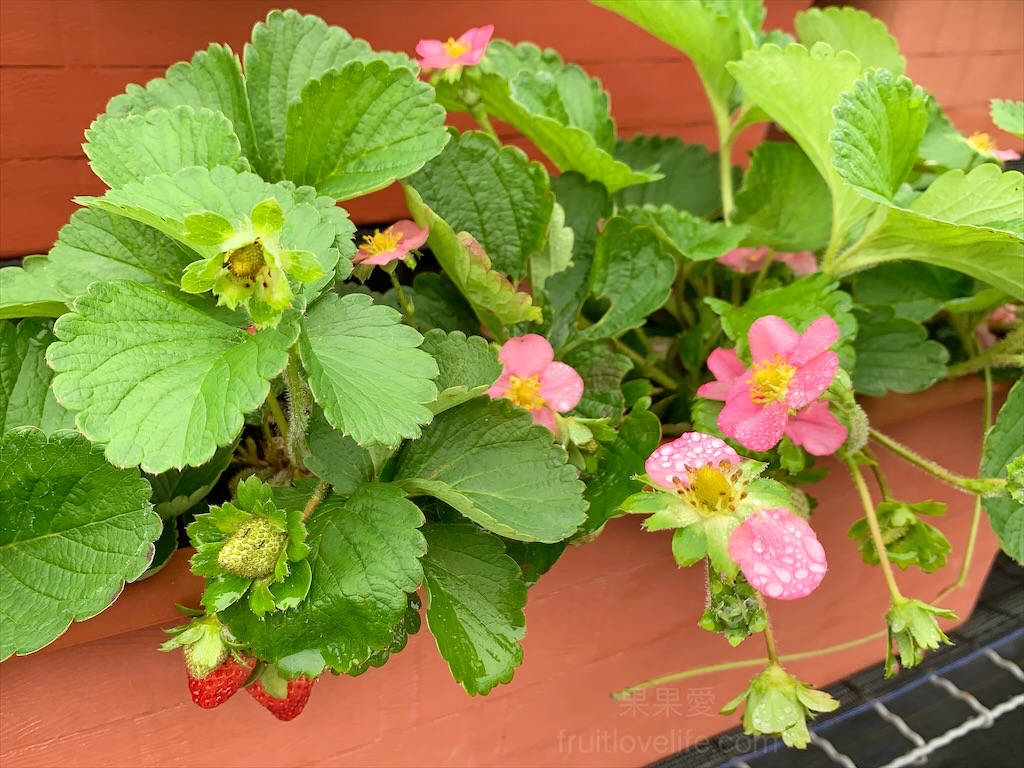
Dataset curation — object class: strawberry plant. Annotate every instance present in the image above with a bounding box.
[1,2,1021,742]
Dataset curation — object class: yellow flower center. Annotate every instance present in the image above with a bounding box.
[508,375,545,411]
[688,465,732,512]
[967,132,996,153]
[360,226,404,255]
[225,240,266,280]
[443,36,471,58]
[747,354,796,405]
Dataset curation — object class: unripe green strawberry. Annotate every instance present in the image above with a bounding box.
[216,516,288,579]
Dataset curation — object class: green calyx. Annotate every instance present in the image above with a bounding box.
[217,517,290,579]
[187,476,311,615]
[885,597,957,676]
[160,613,240,679]
[721,663,839,749]
[849,499,951,573]
[699,567,767,646]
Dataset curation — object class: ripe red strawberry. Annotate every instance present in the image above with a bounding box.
[248,674,317,721]
[188,655,255,709]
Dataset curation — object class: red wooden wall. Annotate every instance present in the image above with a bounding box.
[1,0,1021,260]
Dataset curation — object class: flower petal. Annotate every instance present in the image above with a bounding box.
[708,347,746,385]
[459,24,494,64]
[415,39,447,58]
[391,220,429,252]
[532,406,557,433]
[696,380,736,400]
[486,370,512,400]
[729,507,827,600]
[717,247,767,273]
[748,315,800,362]
[789,315,839,366]
[785,402,848,456]
[777,250,818,275]
[719,389,788,453]
[353,247,401,266]
[785,350,838,409]
[645,432,740,490]
[499,334,554,378]
[539,361,584,413]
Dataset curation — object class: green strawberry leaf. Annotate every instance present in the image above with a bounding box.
[304,408,378,496]
[733,143,832,252]
[546,173,613,350]
[728,42,876,250]
[625,204,748,262]
[572,216,676,343]
[406,131,553,281]
[298,293,438,446]
[47,209,197,300]
[581,402,662,533]
[284,60,448,200]
[831,70,929,204]
[400,273,479,336]
[105,43,259,168]
[0,257,67,320]
[991,99,1024,138]
[852,263,973,322]
[831,165,1024,300]
[593,0,763,108]
[222,483,425,677]
[145,443,236,520]
[561,342,633,420]
[982,378,1024,563]
[850,306,949,396]
[85,106,247,189]
[404,185,542,337]
[0,429,160,660]
[394,397,587,543]
[48,280,298,473]
[437,41,656,192]
[795,6,905,75]
[244,9,414,182]
[614,135,730,217]
[420,330,502,416]
[0,319,75,434]
[421,523,527,695]
[531,202,575,299]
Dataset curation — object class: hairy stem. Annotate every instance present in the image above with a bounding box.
[868,427,1006,496]
[284,351,311,467]
[611,630,887,699]
[301,480,330,523]
[863,448,893,500]
[756,592,780,665]
[846,456,904,603]
[266,391,289,447]
[389,270,415,325]
[947,326,1024,377]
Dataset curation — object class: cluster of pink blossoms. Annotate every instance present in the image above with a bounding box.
[717,247,817,276]
[647,433,828,600]
[699,315,847,456]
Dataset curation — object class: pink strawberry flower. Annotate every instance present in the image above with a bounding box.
[967,132,1021,162]
[976,303,1019,347]
[704,315,847,455]
[729,507,828,600]
[416,25,494,71]
[487,334,583,432]
[353,221,428,266]
[646,432,740,492]
[717,247,818,276]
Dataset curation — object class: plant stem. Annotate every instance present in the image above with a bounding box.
[712,102,735,221]
[613,338,681,390]
[868,427,1006,496]
[284,351,311,467]
[749,250,775,295]
[947,326,1024,377]
[756,593,780,665]
[388,270,415,325]
[611,630,887,699]
[301,480,329,523]
[845,456,904,603]
[470,107,499,139]
[266,391,289,447]
[936,367,994,602]
[863,448,893,500]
